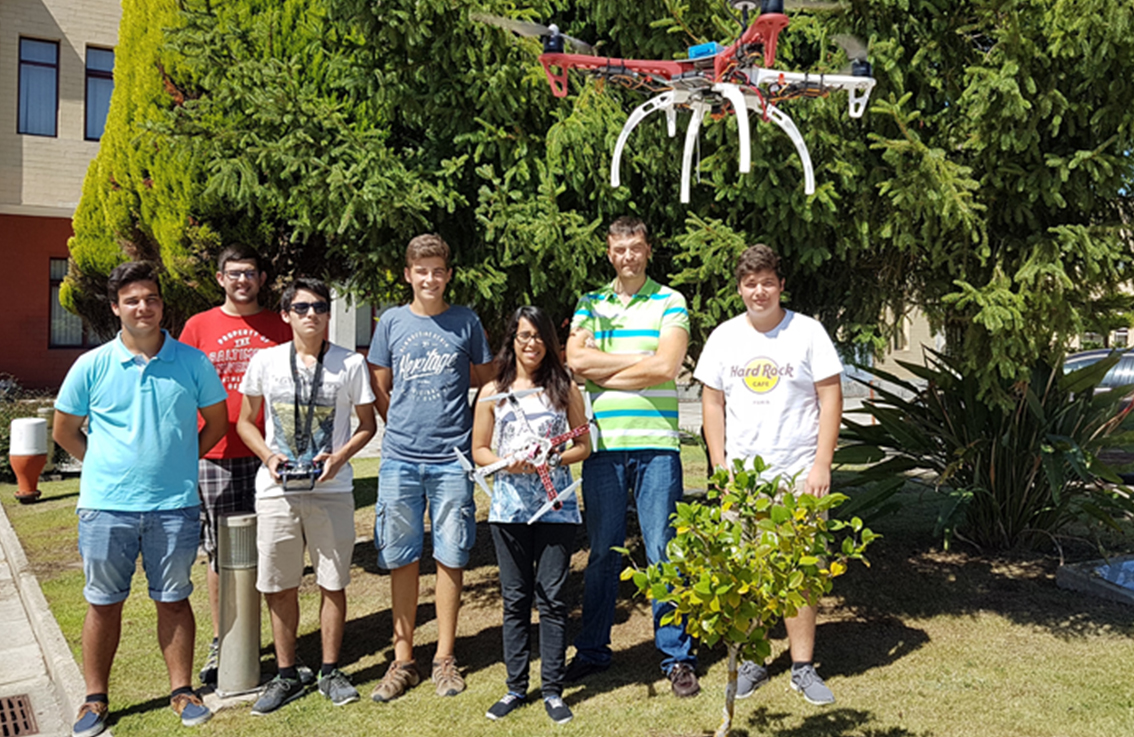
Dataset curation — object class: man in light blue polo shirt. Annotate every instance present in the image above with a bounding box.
[53,261,228,737]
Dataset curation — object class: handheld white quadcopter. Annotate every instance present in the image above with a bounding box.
[473,0,876,203]
[454,388,590,525]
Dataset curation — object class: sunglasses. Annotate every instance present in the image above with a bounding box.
[289,302,330,316]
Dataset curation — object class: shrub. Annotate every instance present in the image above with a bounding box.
[839,350,1134,550]
[620,458,875,737]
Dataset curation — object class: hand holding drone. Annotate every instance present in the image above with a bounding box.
[455,388,590,525]
[473,0,875,202]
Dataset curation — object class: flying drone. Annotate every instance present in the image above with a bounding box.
[454,388,590,525]
[472,0,876,202]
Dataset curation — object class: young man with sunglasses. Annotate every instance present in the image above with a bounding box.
[237,277,377,714]
[179,245,291,686]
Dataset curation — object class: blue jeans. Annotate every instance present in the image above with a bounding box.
[375,459,476,570]
[573,450,695,672]
[77,506,200,605]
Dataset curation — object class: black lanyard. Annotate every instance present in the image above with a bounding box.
[290,340,327,459]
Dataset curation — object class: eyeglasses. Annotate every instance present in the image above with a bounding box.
[515,331,544,345]
[289,302,330,316]
[223,269,259,280]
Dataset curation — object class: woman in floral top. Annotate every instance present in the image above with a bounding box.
[472,306,590,724]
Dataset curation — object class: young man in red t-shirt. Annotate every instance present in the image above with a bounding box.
[180,245,292,686]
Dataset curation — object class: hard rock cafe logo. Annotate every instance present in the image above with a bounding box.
[731,358,793,394]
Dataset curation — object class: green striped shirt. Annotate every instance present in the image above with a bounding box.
[570,277,689,451]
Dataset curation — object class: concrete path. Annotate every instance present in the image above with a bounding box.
[0,500,85,737]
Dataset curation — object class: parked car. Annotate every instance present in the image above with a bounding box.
[1063,349,1134,401]
[1063,349,1134,482]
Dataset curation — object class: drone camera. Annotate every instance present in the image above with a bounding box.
[851,58,873,78]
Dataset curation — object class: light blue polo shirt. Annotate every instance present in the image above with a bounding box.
[55,330,228,511]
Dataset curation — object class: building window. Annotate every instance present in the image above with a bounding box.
[18,38,59,137]
[85,48,114,141]
[49,259,84,347]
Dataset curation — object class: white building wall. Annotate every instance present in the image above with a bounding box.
[0,0,121,217]
[875,307,942,382]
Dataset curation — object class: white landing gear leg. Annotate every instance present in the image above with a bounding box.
[745,96,815,195]
[611,90,687,188]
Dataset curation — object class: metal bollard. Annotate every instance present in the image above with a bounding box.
[216,513,260,696]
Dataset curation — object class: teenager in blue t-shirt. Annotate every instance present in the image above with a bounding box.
[366,234,494,703]
[53,261,228,737]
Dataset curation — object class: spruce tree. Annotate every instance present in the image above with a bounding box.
[67,0,1134,395]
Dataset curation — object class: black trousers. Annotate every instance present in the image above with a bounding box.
[490,522,578,696]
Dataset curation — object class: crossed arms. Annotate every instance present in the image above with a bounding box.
[565,326,688,390]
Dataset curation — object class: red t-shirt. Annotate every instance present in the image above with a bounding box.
[179,306,292,459]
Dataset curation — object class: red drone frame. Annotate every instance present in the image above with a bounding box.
[475,2,875,202]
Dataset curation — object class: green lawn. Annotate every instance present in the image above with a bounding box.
[5,457,1134,737]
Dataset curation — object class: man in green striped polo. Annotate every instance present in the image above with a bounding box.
[563,217,699,697]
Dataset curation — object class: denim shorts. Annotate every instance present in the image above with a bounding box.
[375,459,476,570]
[77,506,200,605]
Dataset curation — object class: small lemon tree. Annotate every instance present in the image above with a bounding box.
[620,457,876,737]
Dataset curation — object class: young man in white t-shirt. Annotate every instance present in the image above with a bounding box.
[237,277,377,714]
[694,244,843,706]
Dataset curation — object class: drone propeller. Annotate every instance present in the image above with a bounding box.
[527,478,583,525]
[453,448,493,496]
[731,0,842,14]
[833,34,872,77]
[470,12,594,54]
[782,0,845,10]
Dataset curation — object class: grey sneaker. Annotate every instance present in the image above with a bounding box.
[432,656,466,697]
[736,660,769,699]
[371,661,420,703]
[251,675,306,715]
[790,664,835,705]
[317,669,360,706]
[198,639,219,686]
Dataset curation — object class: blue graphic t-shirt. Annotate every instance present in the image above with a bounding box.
[368,304,493,463]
